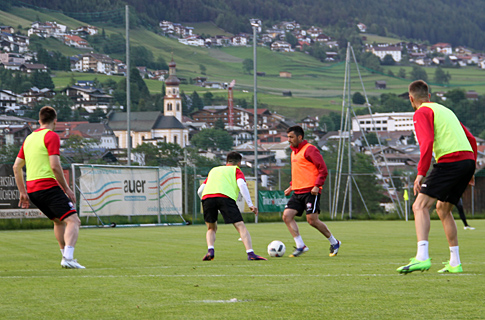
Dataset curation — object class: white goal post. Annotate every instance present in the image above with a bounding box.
[72,164,186,227]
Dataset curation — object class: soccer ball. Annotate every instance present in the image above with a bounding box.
[267,240,286,257]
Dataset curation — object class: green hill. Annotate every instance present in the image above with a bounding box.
[2,6,485,120]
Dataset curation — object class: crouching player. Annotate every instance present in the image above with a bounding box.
[197,151,266,261]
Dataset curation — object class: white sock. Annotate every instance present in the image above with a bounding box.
[246,249,254,254]
[416,241,429,261]
[64,246,75,260]
[328,235,338,246]
[294,235,305,248]
[60,248,64,257]
[449,246,460,267]
[208,246,214,250]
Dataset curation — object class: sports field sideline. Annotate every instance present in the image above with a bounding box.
[1,220,484,319]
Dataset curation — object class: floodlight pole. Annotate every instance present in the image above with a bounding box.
[251,19,260,222]
[126,5,131,165]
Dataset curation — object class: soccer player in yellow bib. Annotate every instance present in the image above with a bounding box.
[397,80,477,274]
[13,106,84,269]
[197,152,266,261]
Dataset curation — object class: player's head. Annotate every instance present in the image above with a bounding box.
[39,106,57,125]
[287,125,304,148]
[408,80,430,111]
[226,151,242,165]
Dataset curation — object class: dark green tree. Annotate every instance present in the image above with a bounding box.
[381,54,396,66]
[214,118,225,130]
[242,58,253,74]
[285,32,298,47]
[132,142,183,167]
[203,91,214,105]
[62,135,99,164]
[31,71,54,89]
[397,68,406,79]
[434,67,451,84]
[191,128,233,151]
[191,91,204,110]
[352,92,366,105]
[410,66,428,81]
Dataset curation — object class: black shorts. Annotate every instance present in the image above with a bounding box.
[285,192,321,216]
[420,159,475,206]
[202,197,243,224]
[28,186,77,221]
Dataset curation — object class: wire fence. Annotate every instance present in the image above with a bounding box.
[1,162,484,229]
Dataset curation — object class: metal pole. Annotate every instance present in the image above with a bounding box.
[157,168,161,224]
[328,169,332,216]
[347,44,352,219]
[253,24,258,223]
[125,5,131,165]
[184,149,188,216]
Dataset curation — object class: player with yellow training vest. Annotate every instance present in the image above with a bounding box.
[283,125,341,258]
[397,80,477,275]
[13,106,84,269]
[197,151,266,261]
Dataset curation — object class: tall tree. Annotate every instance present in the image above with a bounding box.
[191,128,233,151]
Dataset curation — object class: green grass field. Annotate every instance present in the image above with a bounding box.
[1,220,484,319]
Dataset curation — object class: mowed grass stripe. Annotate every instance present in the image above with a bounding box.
[0,220,484,319]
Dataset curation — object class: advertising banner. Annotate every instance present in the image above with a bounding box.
[79,166,182,217]
[258,190,290,212]
[0,164,43,219]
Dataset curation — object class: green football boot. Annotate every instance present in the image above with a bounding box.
[397,257,432,274]
[438,261,463,273]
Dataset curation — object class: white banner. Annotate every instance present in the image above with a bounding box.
[79,166,182,217]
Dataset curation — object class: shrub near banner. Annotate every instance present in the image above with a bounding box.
[0,164,44,219]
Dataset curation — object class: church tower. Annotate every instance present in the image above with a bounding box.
[163,59,182,121]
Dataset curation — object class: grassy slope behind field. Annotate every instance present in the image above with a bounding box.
[0,220,484,319]
[3,7,485,117]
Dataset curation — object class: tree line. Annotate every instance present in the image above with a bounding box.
[9,0,485,51]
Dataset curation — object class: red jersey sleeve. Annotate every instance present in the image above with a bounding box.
[461,123,477,162]
[44,131,60,156]
[304,145,328,187]
[414,107,435,176]
[235,168,246,181]
[17,144,25,159]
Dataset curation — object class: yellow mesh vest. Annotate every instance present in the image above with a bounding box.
[421,103,473,161]
[201,166,239,201]
[23,129,56,182]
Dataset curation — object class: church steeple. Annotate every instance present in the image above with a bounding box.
[163,58,182,121]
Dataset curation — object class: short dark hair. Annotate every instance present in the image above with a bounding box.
[409,80,429,101]
[226,151,242,164]
[287,125,304,139]
[39,106,57,124]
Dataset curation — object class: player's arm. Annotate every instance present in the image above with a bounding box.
[461,123,477,162]
[237,178,258,215]
[461,123,477,186]
[414,108,434,177]
[305,145,328,195]
[197,184,205,198]
[49,155,76,203]
[12,157,30,209]
[197,177,208,198]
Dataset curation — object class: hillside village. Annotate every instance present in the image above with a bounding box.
[2,18,485,195]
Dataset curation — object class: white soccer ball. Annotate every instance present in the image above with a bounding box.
[267,240,286,257]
